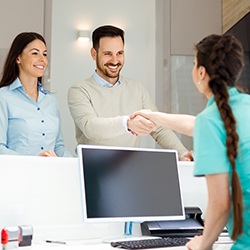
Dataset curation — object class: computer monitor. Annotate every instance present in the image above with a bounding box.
[77,145,185,225]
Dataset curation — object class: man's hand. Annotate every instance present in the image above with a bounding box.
[180,150,194,161]
[127,115,156,136]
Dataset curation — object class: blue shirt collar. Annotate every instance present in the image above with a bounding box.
[9,77,22,91]
[93,71,121,87]
[9,77,48,95]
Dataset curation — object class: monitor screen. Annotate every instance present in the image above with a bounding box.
[77,145,185,223]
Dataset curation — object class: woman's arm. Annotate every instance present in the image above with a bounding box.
[186,173,231,249]
[131,110,195,136]
[0,98,19,155]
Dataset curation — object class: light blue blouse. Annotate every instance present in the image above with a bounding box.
[0,78,71,157]
[193,87,250,249]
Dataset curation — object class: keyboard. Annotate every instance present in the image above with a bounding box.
[110,237,190,249]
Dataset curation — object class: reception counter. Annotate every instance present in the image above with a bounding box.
[0,155,231,249]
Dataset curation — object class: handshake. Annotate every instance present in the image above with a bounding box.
[127,109,195,162]
[127,109,157,136]
[128,109,195,137]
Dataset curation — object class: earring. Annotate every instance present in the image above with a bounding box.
[198,80,202,85]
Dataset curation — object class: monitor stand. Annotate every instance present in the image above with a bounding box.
[102,222,160,243]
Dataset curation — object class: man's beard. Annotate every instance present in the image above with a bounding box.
[97,61,122,79]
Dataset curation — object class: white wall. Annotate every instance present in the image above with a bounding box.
[0,0,44,47]
[170,0,222,55]
[49,0,156,155]
[0,0,44,75]
[154,0,221,151]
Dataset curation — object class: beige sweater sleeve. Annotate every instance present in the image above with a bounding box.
[67,80,126,141]
[150,127,188,158]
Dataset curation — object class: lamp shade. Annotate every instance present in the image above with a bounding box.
[77,30,90,41]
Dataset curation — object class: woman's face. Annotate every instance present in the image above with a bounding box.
[17,39,48,79]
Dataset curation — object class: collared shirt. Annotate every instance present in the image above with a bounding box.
[93,70,121,87]
[0,78,71,157]
[93,71,130,132]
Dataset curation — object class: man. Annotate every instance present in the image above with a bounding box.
[68,25,193,160]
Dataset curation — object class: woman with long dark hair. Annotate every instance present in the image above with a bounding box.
[132,33,250,249]
[0,32,71,157]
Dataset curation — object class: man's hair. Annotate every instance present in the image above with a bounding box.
[92,25,124,50]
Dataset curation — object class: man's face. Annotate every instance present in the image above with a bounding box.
[91,36,124,84]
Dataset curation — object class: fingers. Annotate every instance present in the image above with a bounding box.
[130,109,152,120]
[39,149,57,157]
[185,235,202,250]
[180,156,191,161]
[180,151,194,161]
[128,115,156,136]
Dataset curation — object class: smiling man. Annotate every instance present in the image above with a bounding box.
[67,25,193,161]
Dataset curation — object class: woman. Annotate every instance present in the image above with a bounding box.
[0,32,71,157]
[132,33,250,249]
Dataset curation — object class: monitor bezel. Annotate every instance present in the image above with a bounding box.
[77,145,185,223]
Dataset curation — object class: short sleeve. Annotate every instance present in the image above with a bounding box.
[193,113,230,176]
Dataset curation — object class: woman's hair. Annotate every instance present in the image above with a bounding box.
[0,32,46,88]
[92,25,124,51]
[195,34,244,240]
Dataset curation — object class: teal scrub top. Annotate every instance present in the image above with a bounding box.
[193,87,250,250]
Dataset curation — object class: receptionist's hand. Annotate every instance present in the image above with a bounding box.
[180,150,194,161]
[186,235,202,250]
[39,149,57,157]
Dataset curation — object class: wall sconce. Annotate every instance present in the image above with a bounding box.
[77,30,90,42]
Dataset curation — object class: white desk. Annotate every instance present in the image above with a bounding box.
[17,237,233,250]
[0,156,231,249]
[15,239,234,250]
